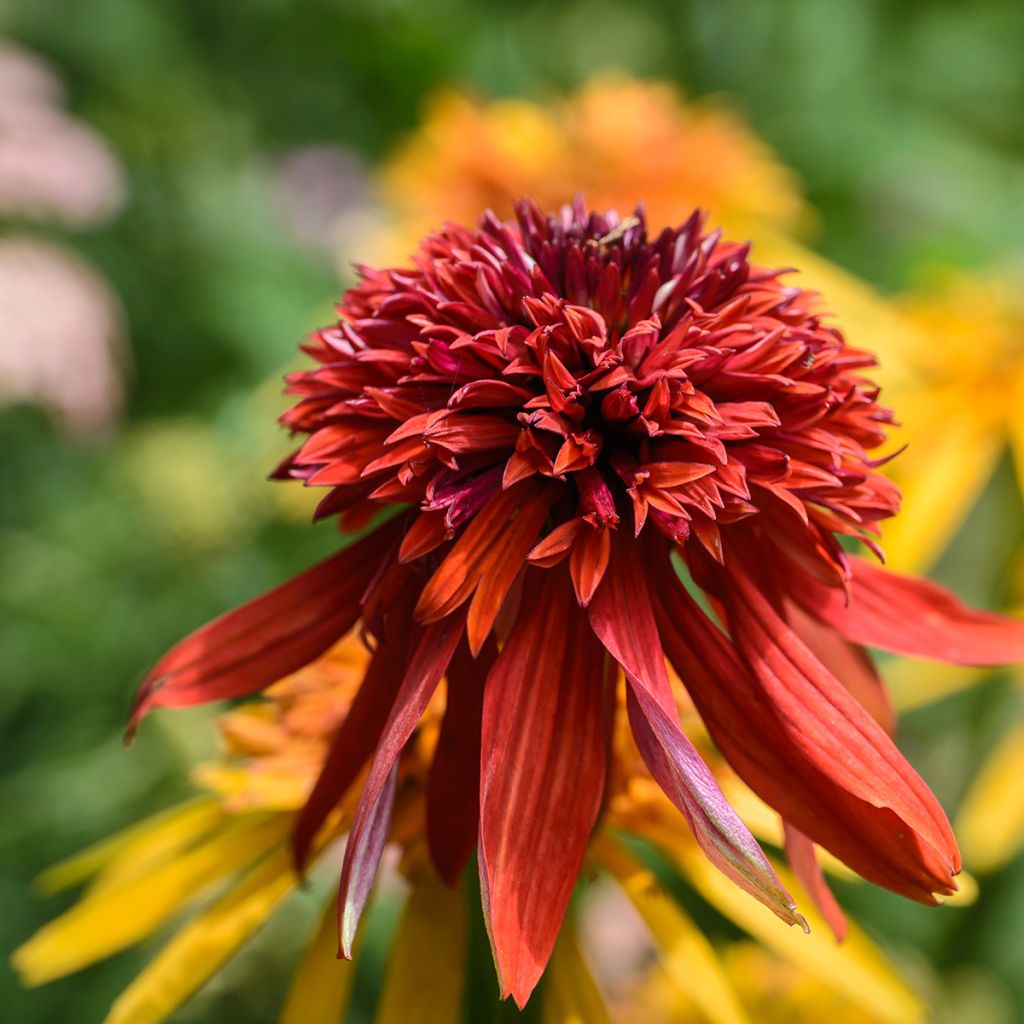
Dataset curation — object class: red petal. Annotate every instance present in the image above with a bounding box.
[479,571,609,1007]
[337,763,398,955]
[785,599,895,733]
[783,821,847,942]
[653,558,961,903]
[811,557,1024,665]
[588,531,802,927]
[465,490,555,656]
[128,519,401,733]
[427,637,496,885]
[569,526,611,607]
[526,519,579,567]
[337,613,464,954]
[291,610,413,873]
[415,479,549,625]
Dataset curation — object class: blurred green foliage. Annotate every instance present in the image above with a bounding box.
[1,0,1023,1021]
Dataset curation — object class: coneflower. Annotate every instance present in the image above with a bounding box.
[129,199,1024,1006]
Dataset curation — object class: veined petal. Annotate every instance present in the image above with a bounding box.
[37,798,224,895]
[624,689,802,928]
[588,532,802,927]
[782,821,847,942]
[292,617,413,873]
[375,873,467,1024]
[785,599,894,733]
[655,557,960,902]
[809,556,1024,665]
[720,566,961,896]
[466,487,555,654]
[13,814,290,985]
[415,479,545,624]
[102,850,294,1024]
[479,571,609,1008]
[280,895,360,1024]
[427,638,495,885]
[339,765,398,958]
[128,518,401,731]
[337,614,464,955]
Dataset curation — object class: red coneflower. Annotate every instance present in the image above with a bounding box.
[130,199,1024,1007]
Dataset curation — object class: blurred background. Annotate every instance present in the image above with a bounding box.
[2,0,1023,1021]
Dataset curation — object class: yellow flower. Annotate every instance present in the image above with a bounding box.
[869,270,1024,574]
[14,635,927,1024]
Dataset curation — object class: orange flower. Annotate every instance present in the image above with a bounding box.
[375,75,809,249]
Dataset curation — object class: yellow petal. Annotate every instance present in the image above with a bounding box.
[880,407,1005,575]
[956,718,1024,873]
[37,798,224,894]
[541,916,611,1024]
[882,659,989,714]
[595,837,752,1024]
[13,812,290,984]
[669,840,924,1024]
[280,895,359,1024]
[105,849,295,1024]
[374,873,466,1024]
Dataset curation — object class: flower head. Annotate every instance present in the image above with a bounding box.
[128,200,1024,1006]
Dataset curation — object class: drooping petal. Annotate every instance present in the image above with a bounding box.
[103,851,294,1024]
[292,620,413,873]
[653,556,961,902]
[588,531,802,927]
[802,556,1024,665]
[13,815,290,984]
[281,896,360,1024]
[128,518,401,731]
[337,614,465,955]
[782,821,847,942]
[479,571,609,1008]
[35,798,225,895]
[375,873,467,1024]
[427,638,496,885]
[338,764,398,958]
[785,599,894,733]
